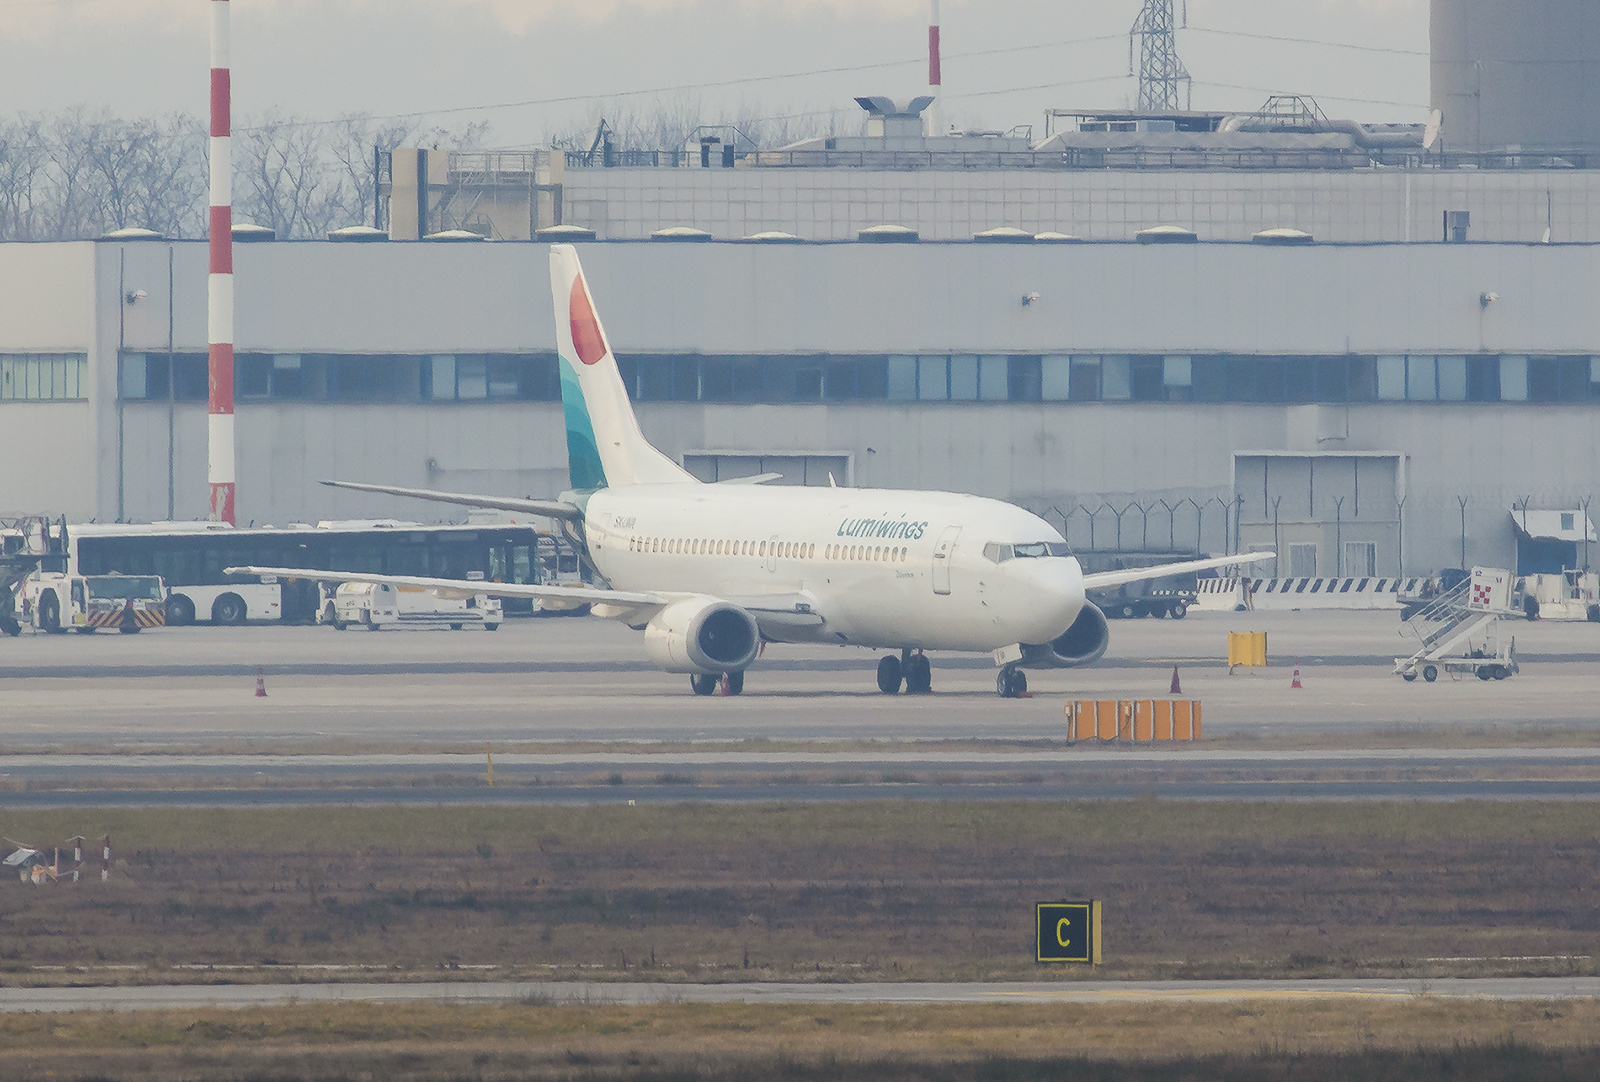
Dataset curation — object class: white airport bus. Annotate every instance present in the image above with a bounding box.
[60,521,555,625]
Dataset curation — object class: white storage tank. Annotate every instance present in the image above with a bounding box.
[1432,0,1600,152]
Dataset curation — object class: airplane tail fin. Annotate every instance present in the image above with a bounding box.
[550,244,695,489]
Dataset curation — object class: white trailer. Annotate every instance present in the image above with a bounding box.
[324,580,502,631]
[1394,566,1519,683]
[1519,571,1600,622]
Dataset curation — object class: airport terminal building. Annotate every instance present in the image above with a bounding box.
[3,230,1598,578]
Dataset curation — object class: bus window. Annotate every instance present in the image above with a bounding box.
[513,544,532,584]
[385,545,426,575]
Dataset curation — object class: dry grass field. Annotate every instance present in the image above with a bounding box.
[1,1000,1599,1081]
[0,802,1596,985]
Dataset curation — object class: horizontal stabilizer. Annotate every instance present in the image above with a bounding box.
[1081,552,1275,592]
[319,480,581,520]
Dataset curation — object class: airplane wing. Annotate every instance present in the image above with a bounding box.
[319,480,582,521]
[224,567,665,608]
[1081,552,1274,592]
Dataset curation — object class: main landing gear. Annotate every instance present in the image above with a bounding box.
[877,649,932,695]
[690,671,745,696]
[996,664,1028,699]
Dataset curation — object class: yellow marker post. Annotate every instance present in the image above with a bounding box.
[486,744,494,787]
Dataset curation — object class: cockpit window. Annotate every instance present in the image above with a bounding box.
[1012,542,1072,559]
[983,541,1071,563]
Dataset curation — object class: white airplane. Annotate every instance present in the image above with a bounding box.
[231,245,1270,698]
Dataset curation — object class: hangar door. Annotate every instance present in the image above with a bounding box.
[1234,453,1402,577]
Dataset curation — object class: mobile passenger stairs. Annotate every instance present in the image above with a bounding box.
[1394,566,1519,683]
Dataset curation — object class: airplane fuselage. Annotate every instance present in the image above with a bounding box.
[583,484,1086,652]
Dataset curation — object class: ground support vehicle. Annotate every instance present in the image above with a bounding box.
[20,572,167,634]
[1518,570,1600,622]
[1394,566,1518,683]
[323,580,502,631]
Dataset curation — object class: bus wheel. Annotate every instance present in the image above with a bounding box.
[211,594,247,626]
[483,622,500,632]
[38,591,64,634]
[165,595,195,627]
[450,623,464,631]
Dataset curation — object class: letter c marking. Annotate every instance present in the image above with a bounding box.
[1056,917,1071,947]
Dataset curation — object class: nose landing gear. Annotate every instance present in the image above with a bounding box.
[996,664,1028,699]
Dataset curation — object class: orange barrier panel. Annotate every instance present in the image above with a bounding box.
[1152,700,1173,740]
[1096,701,1118,740]
[1066,699,1201,742]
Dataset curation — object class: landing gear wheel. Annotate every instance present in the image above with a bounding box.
[1401,671,1418,682]
[690,673,718,696]
[0,616,19,637]
[996,665,1027,698]
[724,670,744,696]
[876,655,904,695]
[904,653,932,694]
[1422,664,1439,683]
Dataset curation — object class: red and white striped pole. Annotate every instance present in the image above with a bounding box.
[928,0,942,136]
[208,0,236,524]
[102,834,111,881]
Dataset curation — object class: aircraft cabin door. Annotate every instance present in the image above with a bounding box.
[931,525,961,595]
[766,535,779,573]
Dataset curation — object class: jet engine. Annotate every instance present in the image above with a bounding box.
[1020,602,1110,669]
[643,598,761,674]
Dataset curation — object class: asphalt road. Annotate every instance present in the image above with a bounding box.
[2,748,1598,806]
[5,611,1600,744]
[3,978,1596,1012]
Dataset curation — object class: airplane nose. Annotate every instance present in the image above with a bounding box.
[1020,559,1085,640]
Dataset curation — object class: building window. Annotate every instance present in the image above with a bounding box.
[917,356,947,401]
[1500,355,1528,401]
[1467,356,1500,401]
[1376,355,1406,401]
[1437,356,1467,401]
[1008,356,1043,402]
[1163,355,1193,402]
[119,353,210,401]
[1040,355,1071,401]
[1406,355,1437,401]
[1069,356,1102,401]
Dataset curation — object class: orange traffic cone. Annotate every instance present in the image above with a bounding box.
[1170,666,1182,695]
[1290,665,1303,690]
[255,667,267,698]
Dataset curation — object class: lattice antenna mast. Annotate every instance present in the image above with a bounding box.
[1129,0,1191,112]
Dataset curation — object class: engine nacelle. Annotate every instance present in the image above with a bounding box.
[643,598,761,675]
[1020,602,1110,669]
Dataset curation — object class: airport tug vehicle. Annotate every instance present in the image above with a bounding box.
[21,572,167,634]
[1394,566,1518,683]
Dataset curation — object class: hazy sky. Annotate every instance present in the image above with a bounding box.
[1,0,1431,145]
